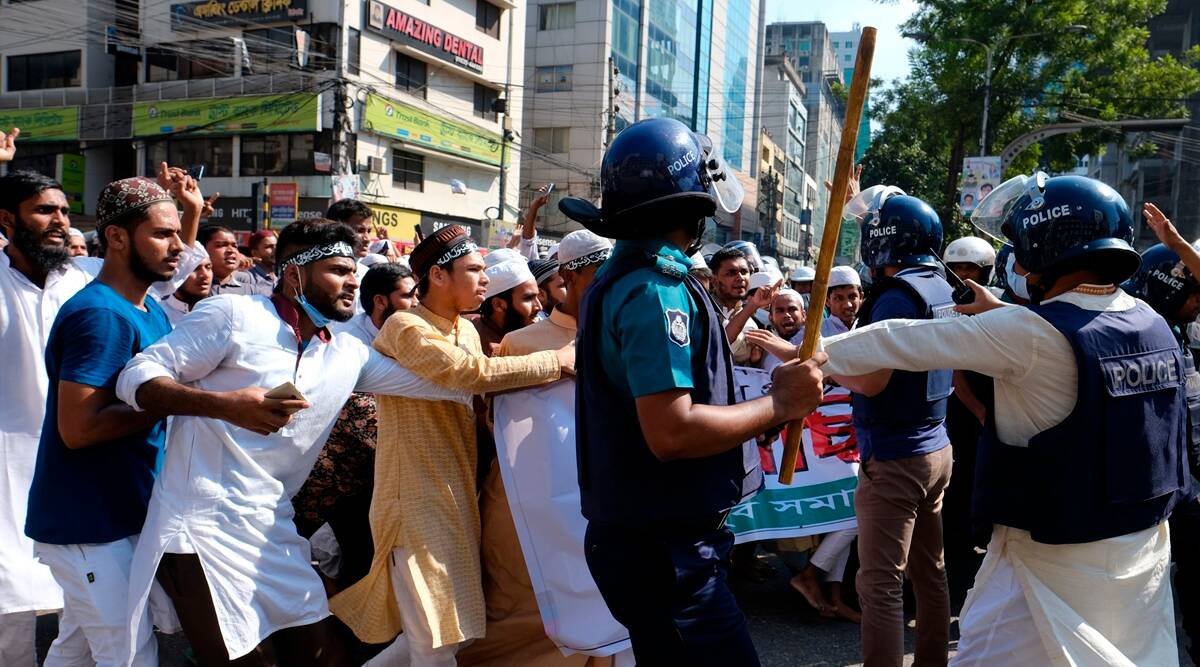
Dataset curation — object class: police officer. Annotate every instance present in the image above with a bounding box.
[836,189,956,666]
[943,236,996,286]
[561,117,826,666]
[1124,237,1200,664]
[816,173,1189,665]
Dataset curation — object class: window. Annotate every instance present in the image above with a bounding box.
[6,50,81,90]
[533,127,569,153]
[146,138,234,177]
[392,150,424,192]
[348,28,361,75]
[395,53,427,98]
[146,41,233,82]
[539,3,575,30]
[476,0,501,38]
[473,83,499,121]
[844,54,852,62]
[535,65,573,92]
[241,135,288,176]
[244,24,339,73]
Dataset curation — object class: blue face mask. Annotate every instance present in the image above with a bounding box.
[1006,252,1031,301]
[294,269,334,329]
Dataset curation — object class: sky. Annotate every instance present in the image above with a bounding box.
[766,0,921,85]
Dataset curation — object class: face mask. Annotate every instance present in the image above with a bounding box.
[294,267,334,329]
[1006,252,1031,301]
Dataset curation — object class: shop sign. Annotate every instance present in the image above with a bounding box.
[0,107,79,142]
[201,196,327,229]
[367,0,484,74]
[268,182,299,225]
[171,0,309,30]
[420,212,483,244]
[133,93,321,137]
[370,203,422,232]
[363,93,504,167]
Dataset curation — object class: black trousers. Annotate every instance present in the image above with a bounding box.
[1172,498,1200,664]
[584,520,760,667]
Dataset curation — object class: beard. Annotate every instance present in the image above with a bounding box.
[503,302,533,332]
[10,223,70,274]
[129,245,177,284]
[304,279,355,323]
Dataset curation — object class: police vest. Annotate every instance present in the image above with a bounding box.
[1181,338,1200,490]
[851,269,955,460]
[576,249,762,525]
[974,300,1188,544]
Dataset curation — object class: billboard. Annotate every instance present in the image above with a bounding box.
[960,156,1002,213]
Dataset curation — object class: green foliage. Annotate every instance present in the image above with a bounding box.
[859,0,1200,243]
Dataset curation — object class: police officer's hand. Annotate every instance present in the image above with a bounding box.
[555,342,576,376]
[953,279,1004,316]
[771,353,827,421]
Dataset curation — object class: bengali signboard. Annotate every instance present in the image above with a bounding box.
[171,0,308,30]
[363,93,504,167]
[267,182,299,225]
[0,107,79,142]
[133,94,321,137]
[367,0,484,74]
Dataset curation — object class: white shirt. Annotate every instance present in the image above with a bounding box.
[160,294,193,326]
[0,244,204,614]
[115,294,470,660]
[820,289,1134,446]
[332,310,380,347]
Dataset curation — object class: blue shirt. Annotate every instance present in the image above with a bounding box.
[596,239,705,398]
[26,281,172,545]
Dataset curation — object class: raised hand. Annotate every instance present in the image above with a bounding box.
[1143,202,1187,252]
[0,127,18,163]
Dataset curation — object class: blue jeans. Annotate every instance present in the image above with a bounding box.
[584,521,760,667]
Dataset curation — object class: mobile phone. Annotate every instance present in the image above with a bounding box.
[265,381,306,401]
[545,183,555,196]
[187,165,205,180]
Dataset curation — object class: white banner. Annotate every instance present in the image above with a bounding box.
[493,380,632,658]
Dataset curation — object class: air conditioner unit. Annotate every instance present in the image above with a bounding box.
[367,156,386,174]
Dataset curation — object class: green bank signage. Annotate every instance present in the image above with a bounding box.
[0,107,79,142]
[133,93,321,137]
[363,93,504,167]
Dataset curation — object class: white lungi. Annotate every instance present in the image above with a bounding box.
[952,524,1177,667]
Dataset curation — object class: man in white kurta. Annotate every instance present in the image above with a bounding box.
[116,237,470,663]
[818,287,1178,666]
[0,164,202,665]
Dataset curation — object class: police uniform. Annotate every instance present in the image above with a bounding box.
[576,238,761,667]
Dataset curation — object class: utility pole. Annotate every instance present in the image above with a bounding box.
[606,58,619,146]
[498,7,515,222]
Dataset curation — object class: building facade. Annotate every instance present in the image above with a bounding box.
[520,0,764,245]
[830,23,871,163]
[0,0,524,247]
[759,53,807,263]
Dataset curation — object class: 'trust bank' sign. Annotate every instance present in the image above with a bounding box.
[367,0,485,74]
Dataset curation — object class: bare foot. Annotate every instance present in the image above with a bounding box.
[831,602,862,624]
[789,568,832,614]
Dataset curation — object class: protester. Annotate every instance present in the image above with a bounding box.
[789,265,816,295]
[326,198,375,259]
[247,229,278,283]
[330,225,573,666]
[25,173,204,666]
[200,224,267,296]
[747,268,784,328]
[529,257,565,318]
[460,229,620,666]
[470,252,542,357]
[161,257,213,325]
[512,185,552,259]
[818,175,1186,666]
[114,219,471,665]
[760,289,804,375]
[689,251,713,291]
[65,227,88,257]
[561,117,826,665]
[711,246,771,364]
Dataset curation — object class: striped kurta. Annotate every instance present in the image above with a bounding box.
[330,304,560,647]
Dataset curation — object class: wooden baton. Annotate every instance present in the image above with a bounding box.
[778,27,877,486]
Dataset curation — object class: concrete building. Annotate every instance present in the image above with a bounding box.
[830,23,871,163]
[756,126,788,261]
[0,0,525,247]
[763,21,845,249]
[758,53,807,264]
[520,0,765,245]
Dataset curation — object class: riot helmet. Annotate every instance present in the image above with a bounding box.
[1123,243,1200,324]
[854,186,944,273]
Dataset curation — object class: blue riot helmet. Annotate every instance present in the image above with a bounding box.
[857,186,944,272]
[993,243,1014,291]
[558,118,743,240]
[722,240,763,272]
[1123,243,1200,324]
[971,172,1140,288]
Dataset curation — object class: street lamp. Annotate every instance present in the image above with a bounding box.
[905,25,1088,154]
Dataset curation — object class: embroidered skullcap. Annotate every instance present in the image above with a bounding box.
[829,265,862,288]
[96,177,173,228]
[558,230,613,271]
[409,225,475,280]
[484,258,535,299]
[528,258,560,285]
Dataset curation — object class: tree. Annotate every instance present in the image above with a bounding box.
[860,0,1200,242]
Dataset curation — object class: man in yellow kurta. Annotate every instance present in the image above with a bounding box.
[459,230,625,667]
[331,226,573,666]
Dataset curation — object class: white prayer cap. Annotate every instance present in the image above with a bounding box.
[829,265,862,288]
[484,258,535,299]
[558,229,613,271]
[690,252,709,270]
[359,253,389,268]
[546,243,560,260]
[748,268,784,292]
[484,248,522,268]
[790,266,816,283]
[67,227,84,239]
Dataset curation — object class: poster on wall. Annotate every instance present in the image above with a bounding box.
[959,156,1002,212]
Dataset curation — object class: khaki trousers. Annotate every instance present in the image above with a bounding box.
[855,446,953,667]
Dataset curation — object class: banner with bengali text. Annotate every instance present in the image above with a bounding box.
[362,93,505,167]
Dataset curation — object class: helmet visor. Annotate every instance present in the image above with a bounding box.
[970,173,1045,242]
[846,185,906,222]
[694,133,745,214]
